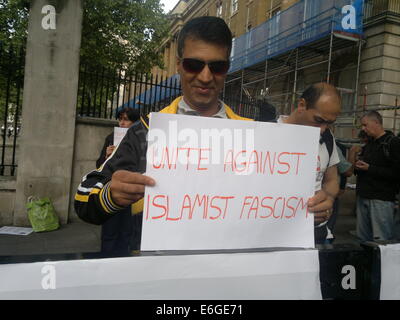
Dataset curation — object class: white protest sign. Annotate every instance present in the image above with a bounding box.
[379,243,400,299]
[0,250,322,299]
[113,127,128,146]
[142,113,320,250]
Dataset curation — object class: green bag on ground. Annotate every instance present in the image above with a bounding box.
[26,197,59,232]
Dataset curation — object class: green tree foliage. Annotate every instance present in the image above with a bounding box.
[0,1,26,124]
[81,0,169,73]
[78,0,170,117]
[0,0,29,47]
[0,0,169,71]
[0,0,170,119]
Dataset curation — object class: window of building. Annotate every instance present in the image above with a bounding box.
[231,0,238,14]
[270,9,280,34]
[267,8,281,55]
[338,63,357,112]
[216,1,223,17]
[271,8,280,18]
[267,0,282,19]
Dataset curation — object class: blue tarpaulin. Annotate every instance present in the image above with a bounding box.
[229,0,364,73]
[117,73,181,113]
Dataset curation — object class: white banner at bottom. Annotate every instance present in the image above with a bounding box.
[0,250,322,300]
[379,243,400,300]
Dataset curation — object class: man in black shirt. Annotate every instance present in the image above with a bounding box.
[355,111,400,241]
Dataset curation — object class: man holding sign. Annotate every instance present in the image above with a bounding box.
[74,17,331,249]
[75,17,249,228]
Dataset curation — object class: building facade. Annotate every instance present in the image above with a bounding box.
[156,0,298,78]
[152,0,400,140]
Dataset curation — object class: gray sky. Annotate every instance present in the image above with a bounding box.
[160,0,180,13]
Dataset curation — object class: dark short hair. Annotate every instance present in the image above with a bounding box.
[300,83,341,109]
[117,107,140,122]
[256,100,277,122]
[362,110,383,125]
[177,16,232,59]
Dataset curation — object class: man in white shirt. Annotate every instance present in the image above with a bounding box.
[278,83,341,244]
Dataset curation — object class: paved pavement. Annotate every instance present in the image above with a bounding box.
[0,221,101,256]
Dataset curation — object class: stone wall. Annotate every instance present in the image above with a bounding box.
[68,117,117,222]
[0,178,16,226]
[0,117,116,225]
[359,21,400,133]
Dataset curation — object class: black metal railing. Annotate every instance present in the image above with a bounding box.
[0,43,24,177]
[77,64,257,120]
[77,65,182,119]
[224,94,259,120]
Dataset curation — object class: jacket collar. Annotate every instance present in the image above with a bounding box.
[140,96,253,129]
[158,96,253,121]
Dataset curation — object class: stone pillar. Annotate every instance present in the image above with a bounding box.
[359,21,400,132]
[14,0,83,226]
[359,23,400,110]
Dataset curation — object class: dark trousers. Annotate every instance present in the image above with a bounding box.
[101,208,133,256]
[327,197,339,235]
[314,225,328,245]
[130,213,143,251]
[315,198,339,245]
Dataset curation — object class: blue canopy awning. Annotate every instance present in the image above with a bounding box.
[117,73,181,113]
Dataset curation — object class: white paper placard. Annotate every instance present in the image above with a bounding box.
[142,113,319,250]
[113,127,128,146]
[379,243,400,299]
[0,250,322,300]
[0,226,33,236]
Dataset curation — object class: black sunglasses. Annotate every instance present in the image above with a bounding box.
[181,58,230,75]
[313,115,335,126]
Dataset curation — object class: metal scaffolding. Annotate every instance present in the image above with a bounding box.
[223,0,366,126]
[221,0,400,136]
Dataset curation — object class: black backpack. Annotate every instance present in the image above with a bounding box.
[320,128,334,159]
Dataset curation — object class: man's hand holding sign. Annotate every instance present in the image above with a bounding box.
[110,171,155,208]
[308,188,335,225]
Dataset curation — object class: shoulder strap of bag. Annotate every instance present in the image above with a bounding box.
[320,129,334,159]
